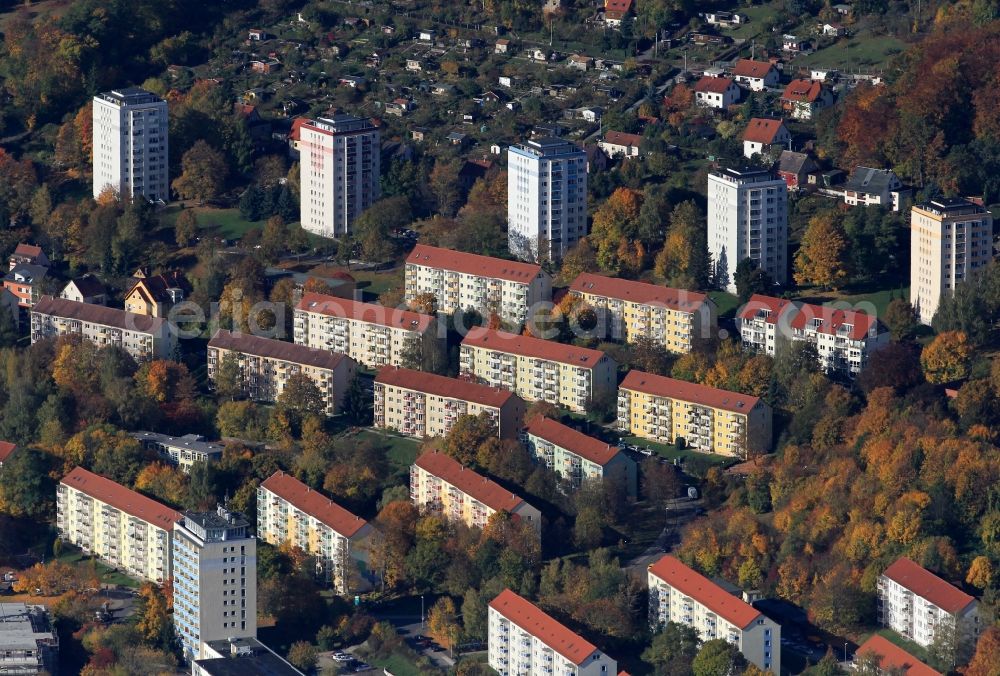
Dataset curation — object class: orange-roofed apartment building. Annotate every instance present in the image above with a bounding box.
[855,635,941,676]
[568,273,717,354]
[459,327,616,413]
[878,557,980,655]
[411,451,541,533]
[731,59,779,91]
[404,244,552,326]
[488,588,617,676]
[737,294,888,375]
[617,370,771,457]
[523,416,637,496]
[293,292,441,369]
[257,471,373,595]
[374,367,526,439]
[693,76,741,109]
[648,555,779,674]
[57,467,180,583]
[742,118,791,159]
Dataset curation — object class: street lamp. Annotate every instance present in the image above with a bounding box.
[421,595,425,631]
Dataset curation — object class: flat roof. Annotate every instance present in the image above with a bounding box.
[131,431,224,457]
[0,603,56,651]
[96,87,164,106]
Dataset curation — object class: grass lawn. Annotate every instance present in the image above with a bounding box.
[621,436,734,467]
[354,428,421,471]
[872,628,930,663]
[796,286,908,318]
[709,290,741,319]
[795,32,906,69]
[370,652,424,676]
[160,206,266,240]
[349,268,404,301]
[55,549,141,588]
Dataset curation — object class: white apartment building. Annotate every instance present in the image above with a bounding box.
[92,87,169,202]
[507,138,588,262]
[173,506,257,663]
[708,168,788,293]
[404,244,552,326]
[411,451,541,533]
[56,467,179,584]
[299,115,380,238]
[910,198,994,325]
[31,296,176,363]
[522,416,636,496]
[488,588,617,676]
[568,272,717,353]
[0,603,59,676]
[737,294,888,375]
[131,431,224,473]
[257,471,373,595]
[374,366,526,439]
[648,555,780,674]
[293,291,438,369]
[459,327,616,413]
[878,557,980,655]
[193,637,304,676]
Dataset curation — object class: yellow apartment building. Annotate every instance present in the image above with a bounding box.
[617,370,771,457]
[522,416,637,496]
[459,327,617,413]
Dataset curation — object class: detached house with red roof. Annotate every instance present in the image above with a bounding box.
[523,417,636,496]
[459,327,617,413]
[488,588,617,676]
[598,130,644,158]
[618,370,772,457]
[694,76,741,109]
[742,118,791,159]
[8,244,48,271]
[57,467,181,583]
[603,0,633,28]
[854,635,941,676]
[257,471,373,595]
[781,79,834,119]
[411,451,540,533]
[648,555,780,674]
[878,557,981,655]
[731,59,780,91]
[0,441,15,469]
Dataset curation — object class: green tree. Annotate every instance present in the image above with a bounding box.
[342,375,373,426]
[172,140,229,203]
[174,209,199,247]
[642,622,701,676]
[692,639,748,676]
[277,373,327,416]
[884,297,918,341]
[287,641,318,672]
[0,447,54,519]
[214,351,243,401]
[733,258,773,303]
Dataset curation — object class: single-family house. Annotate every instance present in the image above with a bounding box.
[580,107,603,123]
[528,48,547,62]
[498,75,514,88]
[694,76,740,109]
[777,151,819,191]
[604,0,634,27]
[809,68,838,82]
[3,264,47,308]
[781,79,834,119]
[843,167,908,211]
[60,275,107,306]
[833,3,853,15]
[381,25,396,35]
[495,39,511,54]
[567,54,593,71]
[411,128,427,142]
[385,98,412,116]
[820,22,847,36]
[9,244,48,271]
[419,29,436,42]
[124,270,192,318]
[782,35,808,51]
[339,75,366,88]
[248,29,271,41]
[406,59,422,72]
[742,118,791,159]
[446,132,467,146]
[731,59,780,91]
[598,131,644,158]
[705,11,746,26]
[431,83,456,97]
[250,58,280,74]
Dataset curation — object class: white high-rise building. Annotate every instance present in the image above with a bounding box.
[507,138,587,262]
[910,198,994,325]
[173,506,257,663]
[92,88,169,202]
[299,115,380,238]
[708,168,788,293]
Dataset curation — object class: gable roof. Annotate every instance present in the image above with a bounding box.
[209,329,349,372]
[843,166,899,194]
[414,451,526,513]
[732,59,775,79]
[125,271,191,304]
[694,76,736,94]
[61,467,181,530]
[742,118,788,145]
[788,303,880,341]
[406,244,543,284]
[5,263,47,284]
[489,589,600,665]
[882,557,976,614]
[375,367,516,409]
[648,555,762,629]
[604,0,633,13]
[620,370,761,414]
[295,292,433,332]
[260,471,368,538]
[602,130,643,148]
[736,294,797,325]
[778,150,816,175]
[65,274,105,298]
[0,441,15,464]
[570,273,708,313]
[524,417,621,466]
[855,635,941,676]
[33,296,167,335]
[782,79,827,103]
[12,244,43,259]
[462,327,608,369]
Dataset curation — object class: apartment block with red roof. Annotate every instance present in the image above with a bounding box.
[57,467,181,583]
[648,555,780,674]
[731,59,779,91]
[488,588,617,676]
[257,471,373,595]
[404,244,552,326]
[878,557,980,655]
[568,273,717,354]
[693,76,741,109]
[854,635,941,676]
[374,366,526,439]
[736,294,888,375]
[293,291,441,370]
[617,370,772,457]
[459,327,617,413]
[411,451,540,533]
[522,417,636,496]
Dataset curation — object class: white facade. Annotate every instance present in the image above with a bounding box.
[173,507,257,663]
[708,169,788,293]
[299,115,380,238]
[92,88,169,202]
[648,556,780,674]
[910,199,994,325]
[507,138,588,262]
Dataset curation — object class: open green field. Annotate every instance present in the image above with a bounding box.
[160,206,266,240]
[56,549,141,588]
[796,32,906,69]
[796,286,908,319]
[709,290,741,319]
[354,429,421,471]
[622,436,734,466]
[370,652,424,676]
[351,268,404,300]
